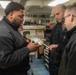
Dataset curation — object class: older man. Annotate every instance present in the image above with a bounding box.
[59,3,76,75]
[46,4,68,75]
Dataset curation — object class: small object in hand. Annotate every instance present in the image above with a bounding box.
[26,35,47,46]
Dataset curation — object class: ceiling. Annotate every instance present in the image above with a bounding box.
[0,0,76,15]
[0,0,52,14]
[24,0,52,14]
[23,0,76,14]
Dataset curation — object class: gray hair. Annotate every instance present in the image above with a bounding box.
[55,4,66,10]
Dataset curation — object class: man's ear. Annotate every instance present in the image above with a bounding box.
[71,15,74,22]
[9,12,13,19]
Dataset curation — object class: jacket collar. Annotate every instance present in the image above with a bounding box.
[2,16,18,31]
[66,26,76,39]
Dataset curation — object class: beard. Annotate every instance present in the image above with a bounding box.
[12,19,22,28]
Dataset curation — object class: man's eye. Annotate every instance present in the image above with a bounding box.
[19,15,24,19]
[56,13,59,15]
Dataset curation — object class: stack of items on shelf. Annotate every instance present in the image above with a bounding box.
[23,13,50,25]
[43,23,55,71]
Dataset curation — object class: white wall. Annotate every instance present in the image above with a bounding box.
[0,8,5,20]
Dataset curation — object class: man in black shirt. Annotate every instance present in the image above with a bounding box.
[0,2,41,75]
[59,3,76,75]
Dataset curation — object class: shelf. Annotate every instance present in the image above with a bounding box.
[23,25,45,30]
[44,49,48,51]
[45,63,49,68]
[44,58,49,63]
[44,56,49,60]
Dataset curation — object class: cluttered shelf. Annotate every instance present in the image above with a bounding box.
[23,25,46,30]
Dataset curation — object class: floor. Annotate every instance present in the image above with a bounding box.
[28,55,49,75]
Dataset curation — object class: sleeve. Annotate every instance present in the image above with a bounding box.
[0,36,30,69]
[49,27,55,44]
[56,34,69,59]
[50,24,58,44]
[65,40,76,75]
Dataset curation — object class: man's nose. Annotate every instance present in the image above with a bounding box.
[55,15,58,19]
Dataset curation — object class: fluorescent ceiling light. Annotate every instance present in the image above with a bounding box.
[0,1,10,9]
[48,0,70,7]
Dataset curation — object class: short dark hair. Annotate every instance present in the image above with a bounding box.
[67,3,76,15]
[68,3,76,10]
[5,2,24,15]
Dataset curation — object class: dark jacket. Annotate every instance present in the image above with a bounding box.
[0,17,30,73]
[49,23,68,75]
[59,26,76,75]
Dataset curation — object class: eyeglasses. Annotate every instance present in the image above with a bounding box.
[62,14,71,23]
[62,14,76,23]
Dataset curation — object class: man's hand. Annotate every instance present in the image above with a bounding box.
[46,44,58,51]
[27,41,41,52]
[26,39,31,43]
